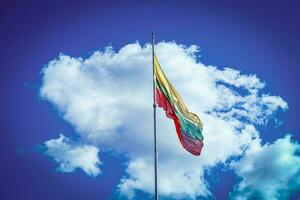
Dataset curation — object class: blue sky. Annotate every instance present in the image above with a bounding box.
[0,0,300,199]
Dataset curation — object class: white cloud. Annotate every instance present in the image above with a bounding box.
[230,135,300,200]
[39,42,288,199]
[43,134,101,177]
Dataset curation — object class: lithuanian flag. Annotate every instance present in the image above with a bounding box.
[154,54,204,156]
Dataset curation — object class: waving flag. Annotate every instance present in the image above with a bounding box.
[154,54,204,156]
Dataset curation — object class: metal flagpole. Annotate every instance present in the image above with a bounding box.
[152,33,158,200]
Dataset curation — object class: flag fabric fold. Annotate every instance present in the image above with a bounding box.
[154,54,204,156]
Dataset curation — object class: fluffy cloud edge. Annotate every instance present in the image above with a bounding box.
[40,134,101,177]
[230,134,300,200]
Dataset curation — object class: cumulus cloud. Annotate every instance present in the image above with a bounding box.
[42,134,101,177]
[39,42,288,199]
[230,135,300,200]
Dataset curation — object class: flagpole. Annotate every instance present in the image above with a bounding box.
[152,33,158,200]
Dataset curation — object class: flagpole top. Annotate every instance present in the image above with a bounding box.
[152,33,155,45]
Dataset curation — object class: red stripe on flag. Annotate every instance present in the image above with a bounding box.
[156,88,184,145]
[156,88,203,156]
